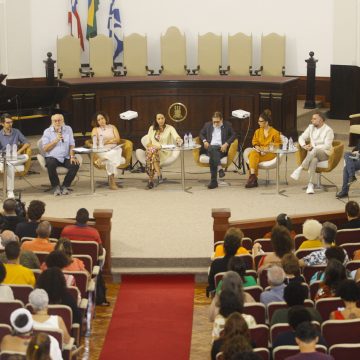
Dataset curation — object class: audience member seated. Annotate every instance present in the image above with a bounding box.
[310,247,347,284]
[211,312,253,360]
[271,282,322,326]
[314,259,347,301]
[300,222,348,267]
[341,201,360,229]
[260,265,286,307]
[3,242,35,286]
[21,221,55,253]
[0,308,62,360]
[273,307,327,349]
[330,279,360,319]
[0,261,14,300]
[253,225,294,273]
[210,271,255,322]
[29,288,71,345]
[263,213,296,239]
[298,219,323,249]
[0,230,40,269]
[207,229,246,295]
[15,200,46,239]
[1,198,25,232]
[212,288,256,341]
[60,208,104,256]
[282,253,303,284]
[219,334,252,360]
[36,267,81,325]
[26,333,51,360]
[41,251,76,287]
[214,228,249,258]
[216,257,257,294]
[286,322,333,360]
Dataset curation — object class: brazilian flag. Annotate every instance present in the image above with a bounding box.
[86,0,99,39]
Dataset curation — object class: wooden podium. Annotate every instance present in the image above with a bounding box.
[329,64,360,119]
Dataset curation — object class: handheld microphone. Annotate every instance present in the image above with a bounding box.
[60,127,64,142]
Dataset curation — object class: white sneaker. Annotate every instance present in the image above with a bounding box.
[306,183,315,194]
[290,166,302,181]
[7,191,14,199]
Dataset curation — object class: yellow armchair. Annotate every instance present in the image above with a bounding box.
[15,146,32,177]
[192,137,238,170]
[295,140,344,188]
[85,138,133,170]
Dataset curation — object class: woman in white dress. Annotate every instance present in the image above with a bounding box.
[145,113,183,189]
[91,111,122,190]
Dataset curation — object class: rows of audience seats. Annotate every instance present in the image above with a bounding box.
[207,201,360,360]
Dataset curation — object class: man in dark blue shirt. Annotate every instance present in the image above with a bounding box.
[0,113,30,198]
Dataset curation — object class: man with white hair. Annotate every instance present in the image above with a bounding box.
[40,113,79,196]
[260,265,286,307]
[0,230,39,269]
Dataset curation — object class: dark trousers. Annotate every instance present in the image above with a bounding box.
[45,157,79,188]
[207,145,226,182]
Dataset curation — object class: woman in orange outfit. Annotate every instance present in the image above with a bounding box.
[245,109,281,188]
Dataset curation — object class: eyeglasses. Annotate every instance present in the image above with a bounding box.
[4,121,13,124]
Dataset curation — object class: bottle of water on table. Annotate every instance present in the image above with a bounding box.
[92,135,97,149]
[6,144,11,159]
[188,133,193,147]
[99,133,104,148]
[184,133,189,147]
[12,144,17,160]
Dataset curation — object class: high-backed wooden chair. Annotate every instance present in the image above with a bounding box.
[227,32,253,75]
[123,33,156,76]
[195,32,222,75]
[57,35,92,79]
[160,26,187,75]
[89,34,122,77]
[254,33,286,76]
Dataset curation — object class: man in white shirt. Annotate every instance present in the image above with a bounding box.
[290,112,334,194]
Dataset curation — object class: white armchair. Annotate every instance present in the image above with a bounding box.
[243,147,284,184]
[135,135,180,167]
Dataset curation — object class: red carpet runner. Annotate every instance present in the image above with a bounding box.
[99,275,195,360]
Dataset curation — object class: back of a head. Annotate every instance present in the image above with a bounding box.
[325,246,346,264]
[36,267,66,303]
[223,312,250,340]
[76,208,89,224]
[222,271,244,296]
[267,265,285,286]
[271,225,294,258]
[54,237,73,257]
[336,279,360,302]
[29,288,49,312]
[302,219,322,240]
[295,321,318,344]
[222,334,252,360]
[321,222,337,245]
[227,256,247,281]
[281,253,300,276]
[276,213,293,231]
[230,352,262,360]
[288,306,312,330]
[324,259,346,288]
[27,200,46,222]
[27,332,51,360]
[3,198,16,213]
[36,221,51,239]
[10,308,33,334]
[345,201,360,218]
[0,230,17,247]
[284,282,307,306]
[45,250,70,269]
[219,289,243,318]
[5,241,20,260]
[224,228,243,256]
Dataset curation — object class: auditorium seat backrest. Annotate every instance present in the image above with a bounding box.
[336,228,360,246]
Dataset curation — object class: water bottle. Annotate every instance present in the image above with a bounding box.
[99,133,104,148]
[184,133,189,147]
[288,137,294,151]
[12,144,17,160]
[92,135,97,149]
[5,144,11,159]
[188,133,193,147]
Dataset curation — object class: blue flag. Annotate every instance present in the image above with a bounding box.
[108,0,123,60]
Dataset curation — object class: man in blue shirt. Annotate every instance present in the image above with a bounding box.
[40,113,80,195]
[0,113,30,198]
